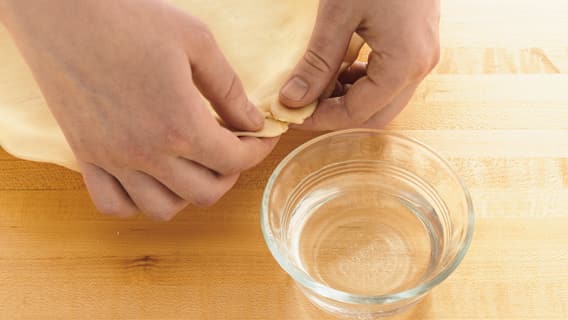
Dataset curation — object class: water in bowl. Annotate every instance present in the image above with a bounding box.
[284,160,446,296]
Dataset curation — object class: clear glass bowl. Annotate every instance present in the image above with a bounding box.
[261,129,474,318]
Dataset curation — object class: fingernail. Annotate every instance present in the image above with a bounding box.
[281,76,310,101]
[247,103,265,128]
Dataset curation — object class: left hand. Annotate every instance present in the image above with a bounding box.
[279,0,440,130]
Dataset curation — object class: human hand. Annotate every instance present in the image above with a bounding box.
[1,0,276,220]
[279,0,440,130]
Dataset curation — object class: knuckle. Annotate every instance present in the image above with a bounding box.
[390,28,440,80]
[404,39,440,77]
[343,97,371,125]
[125,144,155,169]
[192,21,216,49]
[187,132,207,160]
[69,138,109,166]
[414,50,437,75]
[104,148,130,170]
[320,1,350,26]
[83,152,122,174]
[224,74,238,99]
[75,137,130,170]
[222,74,245,106]
[429,44,441,70]
[302,49,332,75]
[164,124,207,161]
[346,108,370,124]
[164,126,191,152]
[413,59,431,77]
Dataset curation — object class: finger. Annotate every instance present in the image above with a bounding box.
[296,82,418,131]
[148,156,239,207]
[279,1,358,108]
[192,128,279,176]
[78,161,138,218]
[161,83,279,176]
[171,120,279,176]
[117,170,188,221]
[320,36,366,99]
[363,83,420,129]
[338,62,367,85]
[187,24,264,132]
[296,51,412,130]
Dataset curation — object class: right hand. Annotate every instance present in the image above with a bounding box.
[279,0,440,130]
[0,0,277,220]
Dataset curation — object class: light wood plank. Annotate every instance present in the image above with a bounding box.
[434,48,568,74]
[394,75,568,130]
[441,0,568,47]
[0,218,565,319]
[1,0,568,318]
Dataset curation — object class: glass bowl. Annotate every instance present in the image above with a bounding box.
[261,129,474,318]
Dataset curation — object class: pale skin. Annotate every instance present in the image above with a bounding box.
[280,0,440,130]
[0,0,439,220]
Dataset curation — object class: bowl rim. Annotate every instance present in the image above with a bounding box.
[260,129,475,304]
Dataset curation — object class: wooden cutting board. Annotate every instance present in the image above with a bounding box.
[1,0,568,318]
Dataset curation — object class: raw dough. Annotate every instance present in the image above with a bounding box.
[233,118,289,138]
[0,0,364,171]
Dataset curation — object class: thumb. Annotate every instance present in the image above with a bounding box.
[279,2,358,108]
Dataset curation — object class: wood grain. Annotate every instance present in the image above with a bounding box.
[1,0,568,319]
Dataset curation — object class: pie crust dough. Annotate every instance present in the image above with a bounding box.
[0,0,363,170]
